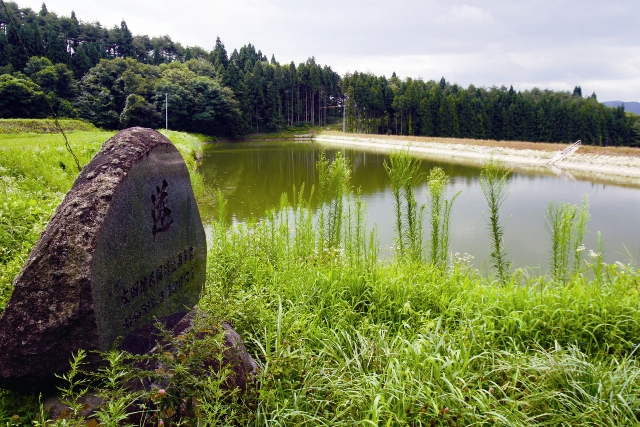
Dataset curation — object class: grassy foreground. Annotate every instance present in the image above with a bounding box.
[0,119,99,135]
[1,128,640,426]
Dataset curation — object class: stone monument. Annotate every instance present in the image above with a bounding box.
[0,128,208,390]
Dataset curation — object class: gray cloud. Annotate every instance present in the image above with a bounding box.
[16,0,640,100]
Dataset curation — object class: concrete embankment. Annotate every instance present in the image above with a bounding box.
[314,133,640,186]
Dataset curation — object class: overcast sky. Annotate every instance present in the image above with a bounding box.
[14,0,640,101]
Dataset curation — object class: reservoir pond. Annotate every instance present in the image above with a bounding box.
[199,141,640,272]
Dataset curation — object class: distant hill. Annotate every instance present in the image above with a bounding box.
[602,101,640,115]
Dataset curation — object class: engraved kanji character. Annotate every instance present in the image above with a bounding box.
[130,282,139,300]
[121,288,130,307]
[188,246,194,260]
[140,276,148,293]
[156,266,163,282]
[178,253,183,267]
[183,249,189,263]
[141,302,150,315]
[151,179,173,236]
[123,316,132,330]
[164,260,171,276]
[149,271,156,288]
[133,311,141,322]
[159,291,165,303]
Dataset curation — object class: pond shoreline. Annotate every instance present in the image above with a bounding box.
[314,132,640,185]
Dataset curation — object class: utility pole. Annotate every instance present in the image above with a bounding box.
[165,93,168,130]
[342,96,346,133]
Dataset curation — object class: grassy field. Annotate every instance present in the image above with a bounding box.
[1,126,640,426]
[0,119,98,135]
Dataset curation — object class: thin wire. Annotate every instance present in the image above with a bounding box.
[1,0,82,172]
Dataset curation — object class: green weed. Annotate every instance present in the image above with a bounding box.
[426,166,459,268]
[545,195,590,283]
[384,151,424,262]
[317,150,351,250]
[480,160,511,283]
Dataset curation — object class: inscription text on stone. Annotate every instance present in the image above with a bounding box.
[120,246,196,330]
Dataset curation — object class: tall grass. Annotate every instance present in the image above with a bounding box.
[426,167,459,268]
[199,152,640,425]
[480,160,511,283]
[384,151,424,262]
[317,150,351,250]
[199,195,640,426]
[545,195,590,283]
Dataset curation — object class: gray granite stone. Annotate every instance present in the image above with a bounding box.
[0,127,206,390]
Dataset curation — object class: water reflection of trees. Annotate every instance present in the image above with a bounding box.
[199,144,485,221]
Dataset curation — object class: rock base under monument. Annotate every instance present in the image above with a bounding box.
[42,309,257,423]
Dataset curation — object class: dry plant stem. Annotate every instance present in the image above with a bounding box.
[0,0,81,172]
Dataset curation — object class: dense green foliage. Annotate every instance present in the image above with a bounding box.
[385,151,425,262]
[2,2,639,144]
[343,74,640,146]
[545,196,591,284]
[1,131,640,425]
[0,1,342,136]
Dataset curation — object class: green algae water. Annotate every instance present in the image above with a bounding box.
[199,141,640,272]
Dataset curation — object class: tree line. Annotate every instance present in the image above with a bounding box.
[1,1,638,144]
[0,2,343,136]
[343,73,639,146]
